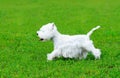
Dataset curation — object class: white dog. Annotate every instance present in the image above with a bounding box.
[37,23,101,60]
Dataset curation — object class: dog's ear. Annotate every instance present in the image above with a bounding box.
[51,22,57,30]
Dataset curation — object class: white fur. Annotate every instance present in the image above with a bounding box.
[37,23,101,60]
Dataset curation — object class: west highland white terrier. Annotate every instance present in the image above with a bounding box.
[37,23,101,60]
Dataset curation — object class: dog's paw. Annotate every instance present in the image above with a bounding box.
[95,56,100,60]
[47,54,53,61]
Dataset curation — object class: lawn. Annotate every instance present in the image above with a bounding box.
[0,0,120,78]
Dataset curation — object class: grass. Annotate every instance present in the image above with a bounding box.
[0,0,120,77]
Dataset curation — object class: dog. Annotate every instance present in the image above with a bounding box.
[37,23,101,60]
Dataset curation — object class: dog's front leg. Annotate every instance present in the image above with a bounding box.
[47,49,60,60]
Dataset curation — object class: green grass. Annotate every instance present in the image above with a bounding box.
[0,0,120,77]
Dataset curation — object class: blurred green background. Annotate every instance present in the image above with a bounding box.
[0,0,120,77]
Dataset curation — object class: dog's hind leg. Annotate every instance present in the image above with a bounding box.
[83,44,101,59]
[92,48,101,59]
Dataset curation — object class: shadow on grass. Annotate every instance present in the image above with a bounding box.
[53,54,96,62]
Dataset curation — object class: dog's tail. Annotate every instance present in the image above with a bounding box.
[87,26,101,37]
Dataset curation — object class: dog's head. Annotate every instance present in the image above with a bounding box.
[37,23,57,41]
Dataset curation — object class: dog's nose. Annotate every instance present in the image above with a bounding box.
[37,33,38,35]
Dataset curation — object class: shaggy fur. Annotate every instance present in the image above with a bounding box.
[37,23,101,60]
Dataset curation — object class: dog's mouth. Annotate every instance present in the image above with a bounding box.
[40,38,44,41]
